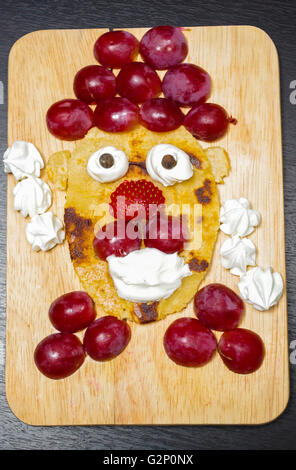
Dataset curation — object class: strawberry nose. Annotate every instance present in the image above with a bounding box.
[110,179,165,220]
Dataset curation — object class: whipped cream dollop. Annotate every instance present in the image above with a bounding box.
[13,176,52,218]
[220,197,261,237]
[238,266,283,311]
[25,212,65,251]
[146,144,193,186]
[3,141,44,181]
[87,146,129,183]
[107,247,192,302]
[220,235,256,276]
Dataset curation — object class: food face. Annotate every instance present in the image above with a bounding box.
[61,125,226,323]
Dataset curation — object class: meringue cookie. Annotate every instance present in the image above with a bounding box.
[220,235,256,276]
[13,176,52,218]
[25,212,65,251]
[107,247,191,302]
[87,146,128,183]
[238,267,283,311]
[220,197,261,237]
[146,144,193,186]
[3,141,44,181]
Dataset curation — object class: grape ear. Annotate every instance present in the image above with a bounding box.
[46,150,71,191]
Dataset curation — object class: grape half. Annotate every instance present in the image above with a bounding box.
[93,220,142,260]
[163,317,217,367]
[83,316,131,361]
[94,30,139,68]
[184,103,236,142]
[46,99,93,141]
[140,25,188,70]
[194,283,244,331]
[49,291,96,333]
[145,213,188,253]
[93,97,139,132]
[218,328,265,374]
[117,62,161,104]
[34,333,85,379]
[162,63,211,107]
[139,98,183,132]
[73,65,116,104]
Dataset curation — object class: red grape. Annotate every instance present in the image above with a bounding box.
[194,283,244,331]
[93,97,139,132]
[46,99,93,141]
[83,316,131,361]
[184,103,236,142]
[145,213,188,253]
[163,317,217,367]
[49,291,96,333]
[94,30,139,68]
[162,63,211,107]
[140,25,188,70]
[218,328,265,374]
[139,98,183,132]
[34,333,85,379]
[117,62,161,104]
[93,220,142,260]
[73,65,116,104]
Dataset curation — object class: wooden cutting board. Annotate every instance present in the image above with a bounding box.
[6,26,289,425]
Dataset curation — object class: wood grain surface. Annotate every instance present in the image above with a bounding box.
[6,26,288,426]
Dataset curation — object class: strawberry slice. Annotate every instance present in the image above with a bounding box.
[110,179,165,220]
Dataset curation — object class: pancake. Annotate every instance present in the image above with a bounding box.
[55,125,228,323]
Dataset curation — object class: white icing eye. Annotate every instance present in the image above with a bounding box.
[146,144,193,186]
[87,146,129,183]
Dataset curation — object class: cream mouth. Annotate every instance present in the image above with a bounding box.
[107,247,191,303]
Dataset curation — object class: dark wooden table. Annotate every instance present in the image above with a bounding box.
[0,0,295,450]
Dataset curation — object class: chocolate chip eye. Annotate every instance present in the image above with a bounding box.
[161,154,177,169]
[99,153,114,168]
